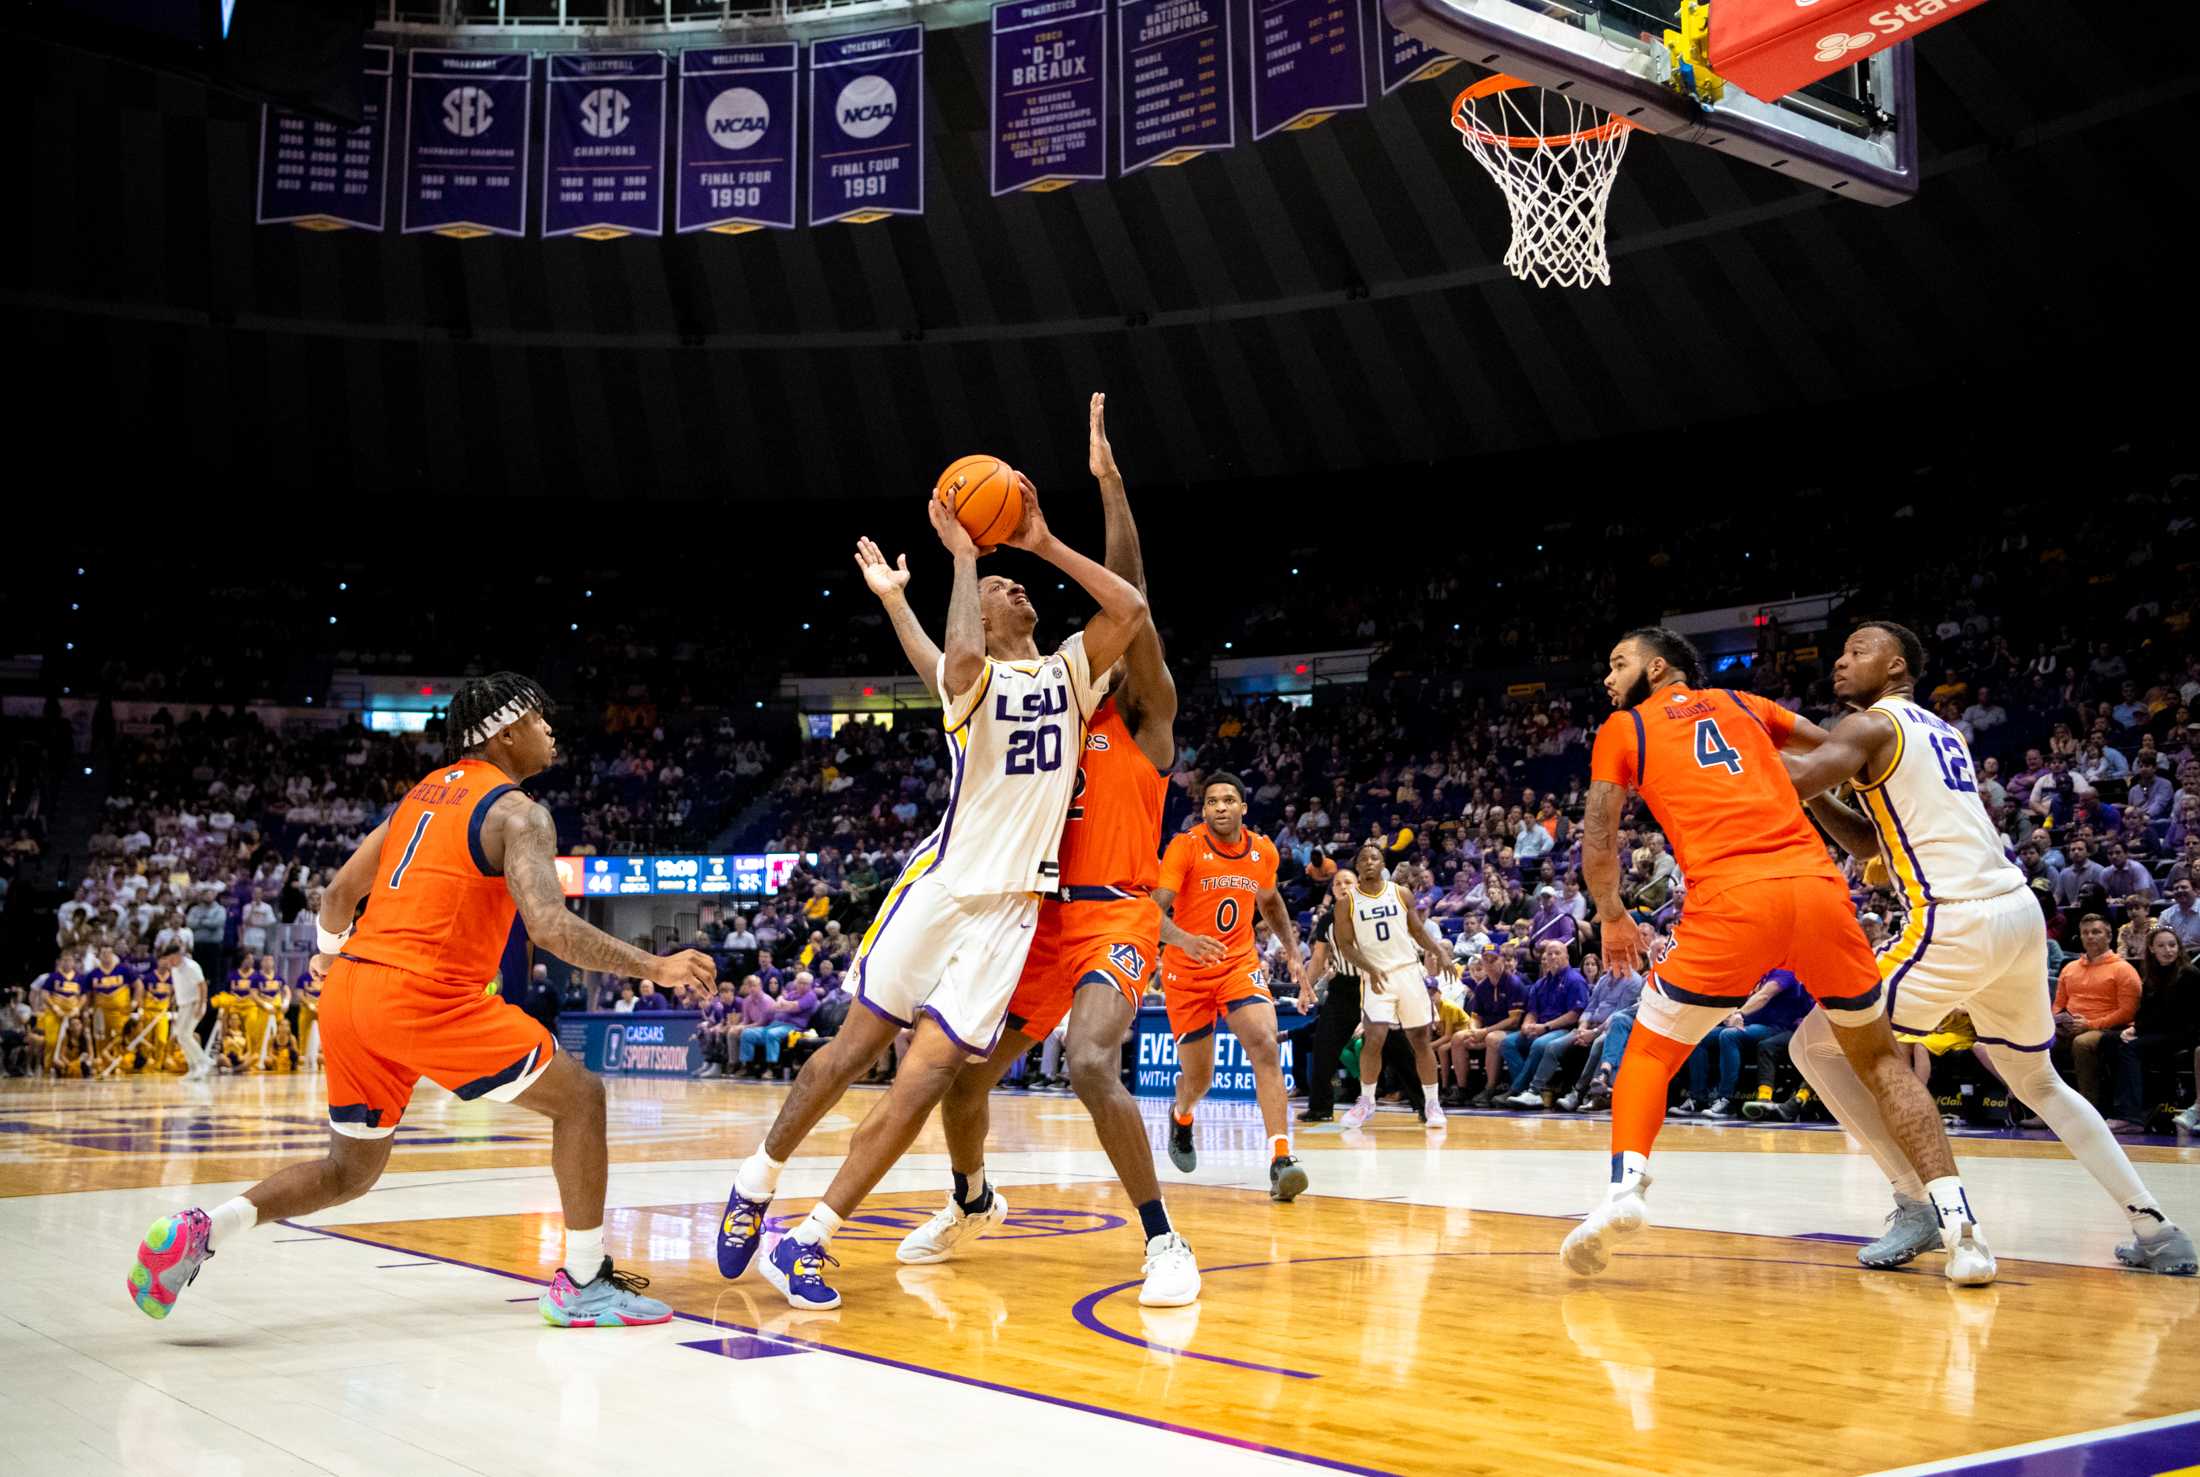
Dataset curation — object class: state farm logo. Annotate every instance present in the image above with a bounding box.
[1814,31,1875,62]
[706,86,771,150]
[1815,1,1978,64]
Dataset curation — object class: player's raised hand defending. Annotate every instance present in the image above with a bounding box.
[854,537,913,602]
[655,949,719,994]
[927,491,982,559]
[1003,472,1053,553]
[1088,392,1120,484]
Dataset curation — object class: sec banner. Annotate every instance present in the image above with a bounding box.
[677,45,799,234]
[1118,0,1233,173]
[542,52,666,240]
[809,25,924,226]
[1373,0,1457,95]
[1249,0,1367,139]
[403,50,531,238]
[257,44,392,231]
[991,0,1106,195]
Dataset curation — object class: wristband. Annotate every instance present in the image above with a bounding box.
[316,922,352,955]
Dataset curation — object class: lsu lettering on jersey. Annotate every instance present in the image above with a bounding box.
[1058,698,1165,892]
[1349,882,1421,976]
[345,757,523,991]
[1158,824,1277,974]
[1851,697,2025,910]
[1590,685,1840,906]
[89,963,136,1015]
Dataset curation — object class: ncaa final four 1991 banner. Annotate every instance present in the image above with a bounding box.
[1372,0,1457,95]
[542,52,666,240]
[677,45,798,234]
[403,51,531,238]
[257,44,392,231]
[1250,0,1367,139]
[1118,0,1234,173]
[991,0,1106,196]
[808,25,924,226]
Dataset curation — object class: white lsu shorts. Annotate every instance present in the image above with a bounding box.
[849,871,1041,1061]
[1881,887,2054,1052]
[1361,963,1434,1030]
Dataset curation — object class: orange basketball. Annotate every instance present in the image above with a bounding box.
[933,454,1023,551]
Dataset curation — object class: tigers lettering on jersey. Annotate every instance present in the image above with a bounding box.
[1158,824,1278,970]
[1056,699,1165,892]
[1852,697,2025,910]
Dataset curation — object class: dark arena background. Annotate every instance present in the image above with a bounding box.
[3,2,2197,1474]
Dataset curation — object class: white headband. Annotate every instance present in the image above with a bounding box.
[463,698,534,749]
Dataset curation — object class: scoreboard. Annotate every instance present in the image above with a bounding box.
[554,853,811,898]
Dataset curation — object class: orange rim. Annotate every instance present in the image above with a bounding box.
[1450,74,1634,149]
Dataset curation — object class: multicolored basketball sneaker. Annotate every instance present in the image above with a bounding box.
[538,1258,674,1327]
[716,1184,773,1279]
[129,1208,213,1320]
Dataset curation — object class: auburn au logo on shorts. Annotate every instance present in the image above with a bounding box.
[1108,942,1146,980]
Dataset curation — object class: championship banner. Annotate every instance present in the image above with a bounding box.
[402,50,532,239]
[1373,0,1457,95]
[542,52,666,240]
[256,44,392,231]
[676,44,799,234]
[990,0,1107,195]
[808,25,924,226]
[1118,0,1234,173]
[1249,0,1367,140]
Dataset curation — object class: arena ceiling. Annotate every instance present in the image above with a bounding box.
[11,0,2193,504]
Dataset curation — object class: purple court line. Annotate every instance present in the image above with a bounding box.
[376,1261,441,1269]
[271,1236,326,1243]
[274,1218,1402,1477]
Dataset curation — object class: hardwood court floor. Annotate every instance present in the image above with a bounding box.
[3,1073,2197,1477]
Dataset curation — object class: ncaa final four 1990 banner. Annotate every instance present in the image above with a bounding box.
[1250,0,1368,139]
[1372,0,1457,95]
[1118,0,1234,173]
[808,25,924,226]
[542,52,666,240]
[257,44,392,231]
[403,51,531,238]
[991,0,1106,195]
[677,45,798,234]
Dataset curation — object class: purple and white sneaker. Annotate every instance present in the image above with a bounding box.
[717,1183,773,1280]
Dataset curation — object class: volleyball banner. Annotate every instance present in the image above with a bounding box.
[1374,0,1457,95]
[402,51,532,238]
[1249,0,1368,139]
[809,25,924,226]
[676,44,799,234]
[1118,0,1235,173]
[990,0,1108,195]
[256,44,392,231]
[541,52,666,240]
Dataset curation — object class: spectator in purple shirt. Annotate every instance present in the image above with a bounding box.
[632,979,671,1012]
[1438,953,1526,1106]
[1684,969,1813,1117]
[741,969,816,1077]
[1497,941,1589,1104]
[695,981,738,1079]
[1525,887,1577,952]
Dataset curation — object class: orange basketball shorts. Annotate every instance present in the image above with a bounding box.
[320,956,557,1138]
[1162,953,1274,1042]
[1636,873,1883,1044]
[1003,894,1157,1041]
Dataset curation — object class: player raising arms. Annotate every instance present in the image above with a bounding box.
[1333,843,1452,1131]
[1781,621,2193,1276]
[717,464,1149,1312]
[1560,629,1993,1284]
[883,394,1200,1304]
[1156,772,1309,1199]
[128,673,718,1327]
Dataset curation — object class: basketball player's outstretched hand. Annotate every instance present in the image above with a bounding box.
[1598,914,1643,976]
[855,537,912,599]
[658,949,719,994]
[927,492,981,558]
[1088,392,1118,482]
[1003,473,1051,551]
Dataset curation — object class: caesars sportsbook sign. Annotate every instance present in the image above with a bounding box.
[561,1014,705,1076]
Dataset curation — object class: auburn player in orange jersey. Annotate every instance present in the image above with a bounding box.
[855,394,1202,1307]
[1559,628,1991,1285]
[1155,772,1308,1200]
[128,673,720,1328]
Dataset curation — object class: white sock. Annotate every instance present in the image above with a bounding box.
[206,1196,258,1251]
[1984,1044,2166,1236]
[1925,1175,1976,1230]
[793,1204,843,1247]
[735,1148,785,1202]
[1791,1008,1930,1201]
[562,1223,604,1282]
[1610,1150,1649,1198]
[1357,1084,1375,1106]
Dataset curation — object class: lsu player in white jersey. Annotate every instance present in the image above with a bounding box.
[1782,621,2194,1277]
[717,476,1150,1311]
[1333,843,1451,1131]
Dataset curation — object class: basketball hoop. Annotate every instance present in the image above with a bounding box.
[1451,75,1635,290]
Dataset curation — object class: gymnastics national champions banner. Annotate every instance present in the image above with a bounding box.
[402,50,532,238]
[1249,0,1368,139]
[256,44,393,231]
[541,51,666,240]
[1373,0,1458,94]
[1118,0,1234,173]
[676,44,799,233]
[990,0,1107,195]
[809,25,924,226]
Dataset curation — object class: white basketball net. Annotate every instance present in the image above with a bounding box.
[1452,83,1633,290]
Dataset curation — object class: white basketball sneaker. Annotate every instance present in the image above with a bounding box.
[1560,1174,1653,1277]
[1942,1218,1997,1287]
[1138,1233,1201,1307]
[1339,1098,1377,1130]
[896,1189,1010,1265]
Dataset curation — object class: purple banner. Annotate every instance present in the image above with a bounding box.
[808,25,924,227]
[676,45,798,234]
[541,52,665,240]
[1249,0,1367,140]
[1119,0,1234,173]
[990,0,1107,195]
[1373,0,1457,95]
[256,44,392,231]
[402,50,531,239]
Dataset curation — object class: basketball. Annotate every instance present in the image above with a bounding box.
[933,454,1023,550]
